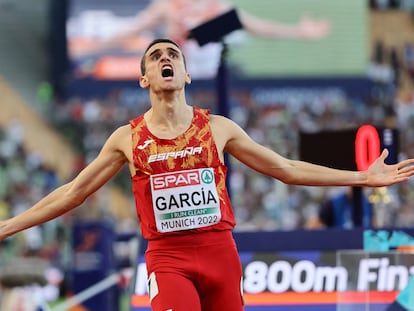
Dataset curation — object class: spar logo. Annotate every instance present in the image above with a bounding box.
[152,169,214,190]
[200,169,214,184]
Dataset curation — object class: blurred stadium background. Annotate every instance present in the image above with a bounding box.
[0,0,414,310]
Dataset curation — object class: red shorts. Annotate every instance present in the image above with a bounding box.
[145,230,244,311]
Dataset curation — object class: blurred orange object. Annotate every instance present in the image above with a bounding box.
[397,245,414,252]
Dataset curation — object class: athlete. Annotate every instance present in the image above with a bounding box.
[1,38,414,311]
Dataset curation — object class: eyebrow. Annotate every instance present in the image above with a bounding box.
[148,47,180,58]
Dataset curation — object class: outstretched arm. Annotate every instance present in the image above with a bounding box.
[213,115,414,187]
[238,10,331,40]
[280,149,414,187]
[0,126,130,240]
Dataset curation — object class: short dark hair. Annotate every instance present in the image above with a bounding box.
[140,38,186,75]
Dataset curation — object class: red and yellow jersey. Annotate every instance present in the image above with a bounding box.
[130,107,235,240]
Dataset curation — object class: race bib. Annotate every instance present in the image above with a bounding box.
[150,168,221,233]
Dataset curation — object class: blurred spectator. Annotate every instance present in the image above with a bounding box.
[390,46,401,87]
[403,42,414,82]
[306,187,374,229]
[367,40,395,85]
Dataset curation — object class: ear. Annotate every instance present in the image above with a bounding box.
[185,72,191,85]
[139,75,149,88]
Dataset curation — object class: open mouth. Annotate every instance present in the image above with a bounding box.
[161,66,174,78]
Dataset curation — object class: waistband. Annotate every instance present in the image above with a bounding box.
[146,230,234,251]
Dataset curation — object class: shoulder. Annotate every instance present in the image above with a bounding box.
[193,108,233,129]
[209,113,232,125]
[208,113,252,153]
[99,124,133,162]
[105,124,131,149]
[209,113,244,135]
[112,124,131,137]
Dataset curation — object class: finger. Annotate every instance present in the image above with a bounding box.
[380,148,389,160]
[397,166,414,177]
[397,158,414,169]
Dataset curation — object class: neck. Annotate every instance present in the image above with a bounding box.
[150,86,187,108]
[145,91,193,139]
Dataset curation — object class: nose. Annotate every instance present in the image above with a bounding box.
[160,52,172,62]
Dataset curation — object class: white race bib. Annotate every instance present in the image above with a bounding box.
[150,168,221,233]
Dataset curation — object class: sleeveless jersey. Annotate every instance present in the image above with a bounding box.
[130,107,236,240]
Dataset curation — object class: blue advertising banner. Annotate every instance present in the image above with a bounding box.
[71,221,118,311]
[129,229,414,311]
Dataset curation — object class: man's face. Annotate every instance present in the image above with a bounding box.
[140,42,191,91]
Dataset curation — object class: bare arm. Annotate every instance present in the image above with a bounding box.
[212,115,414,187]
[0,126,130,240]
[238,10,331,40]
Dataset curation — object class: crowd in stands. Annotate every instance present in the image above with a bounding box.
[0,119,67,267]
